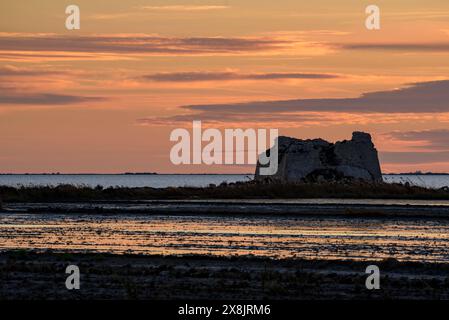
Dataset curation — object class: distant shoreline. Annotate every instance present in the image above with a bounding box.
[1,172,449,176]
[0,173,253,176]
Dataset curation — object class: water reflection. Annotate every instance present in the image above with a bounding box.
[1,213,449,262]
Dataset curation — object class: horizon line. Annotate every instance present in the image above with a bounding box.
[0,172,449,175]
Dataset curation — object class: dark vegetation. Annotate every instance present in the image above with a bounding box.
[1,250,449,299]
[1,180,449,203]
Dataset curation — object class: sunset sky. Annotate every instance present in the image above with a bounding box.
[1,0,449,173]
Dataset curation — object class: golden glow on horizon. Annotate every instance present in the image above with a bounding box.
[1,0,449,173]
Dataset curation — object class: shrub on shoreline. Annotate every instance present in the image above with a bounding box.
[1,180,449,203]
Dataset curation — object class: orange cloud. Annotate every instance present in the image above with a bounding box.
[139,5,230,12]
[0,32,334,62]
[138,71,340,82]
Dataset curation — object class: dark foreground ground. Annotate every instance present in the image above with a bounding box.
[1,251,449,300]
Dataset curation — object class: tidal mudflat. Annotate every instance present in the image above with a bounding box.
[2,201,449,299]
[1,210,449,262]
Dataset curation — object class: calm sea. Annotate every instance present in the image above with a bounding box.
[0,174,448,189]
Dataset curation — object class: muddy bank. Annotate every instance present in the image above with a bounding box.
[4,200,449,218]
[1,251,448,300]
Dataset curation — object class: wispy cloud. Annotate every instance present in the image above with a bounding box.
[137,112,345,127]
[139,5,229,11]
[139,71,339,82]
[138,80,449,126]
[181,80,449,114]
[384,129,449,151]
[385,11,449,21]
[0,33,331,61]
[340,43,449,52]
[0,65,64,77]
[380,151,449,164]
[0,86,104,105]
[89,5,229,20]
[0,52,96,62]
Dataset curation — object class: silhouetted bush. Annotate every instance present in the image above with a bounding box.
[1,180,449,203]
